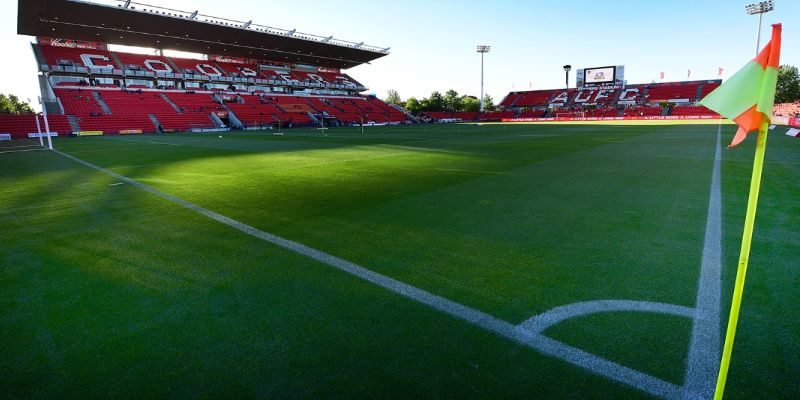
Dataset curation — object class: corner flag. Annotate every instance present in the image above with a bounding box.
[701,23,783,400]
[700,24,782,148]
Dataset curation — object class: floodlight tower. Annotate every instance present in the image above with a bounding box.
[563,65,572,92]
[746,1,775,55]
[477,45,491,112]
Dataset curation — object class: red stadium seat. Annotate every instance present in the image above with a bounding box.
[0,114,73,139]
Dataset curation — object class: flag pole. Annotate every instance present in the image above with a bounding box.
[713,119,770,400]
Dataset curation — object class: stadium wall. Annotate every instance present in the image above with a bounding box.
[502,115,724,123]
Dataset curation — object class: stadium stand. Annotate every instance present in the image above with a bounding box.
[39,44,118,71]
[24,43,393,133]
[226,95,293,127]
[498,80,725,121]
[54,88,105,116]
[74,114,155,134]
[5,2,739,139]
[644,82,703,101]
[0,114,72,138]
[623,106,663,117]
[211,60,262,79]
[481,111,515,121]
[115,52,176,74]
[670,105,719,117]
[510,90,558,107]
[169,57,226,77]
[584,108,621,118]
[518,109,547,118]
[774,102,800,118]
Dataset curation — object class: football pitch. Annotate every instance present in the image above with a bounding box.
[1,123,798,399]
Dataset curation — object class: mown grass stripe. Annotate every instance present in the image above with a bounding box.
[52,147,695,400]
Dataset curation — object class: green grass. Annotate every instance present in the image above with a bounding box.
[1,123,798,399]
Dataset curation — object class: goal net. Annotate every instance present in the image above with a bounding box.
[555,111,585,119]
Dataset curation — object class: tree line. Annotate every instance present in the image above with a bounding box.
[0,94,34,114]
[384,89,498,114]
[777,65,800,104]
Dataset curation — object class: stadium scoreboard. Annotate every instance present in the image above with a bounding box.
[576,66,625,88]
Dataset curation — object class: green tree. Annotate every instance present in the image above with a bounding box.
[443,90,463,112]
[0,94,34,114]
[426,91,445,112]
[482,95,498,112]
[405,97,422,114]
[385,89,402,106]
[776,65,800,104]
[0,95,12,114]
[461,96,481,112]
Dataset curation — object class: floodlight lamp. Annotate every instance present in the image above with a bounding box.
[563,65,572,72]
[745,0,774,15]
[477,45,491,53]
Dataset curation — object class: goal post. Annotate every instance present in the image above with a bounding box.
[34,113,44,147]
[555,111,585,119]
[39,97,53,150]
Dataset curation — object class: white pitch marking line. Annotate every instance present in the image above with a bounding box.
[682,125,723,399]
[519,300,695,335]
[0,148,47,155]
[103,137,185,147]
[142,141,184,147]
[53,149,699,400]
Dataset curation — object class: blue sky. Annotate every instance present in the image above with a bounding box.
[1,0,797,109]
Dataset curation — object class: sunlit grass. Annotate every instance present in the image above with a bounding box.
[1,123,797,399]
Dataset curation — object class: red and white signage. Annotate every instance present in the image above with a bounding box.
[502,115,724,123]
[618,88,640,103]
[144,59,173,73]
[306,74,327,84]
[196,64,223,76]
[238,67,258,77]
[39,37,108,50]
[573,90,595,103]
[211,55,251,64]
[551,91,570,104]
[80,54,115,70]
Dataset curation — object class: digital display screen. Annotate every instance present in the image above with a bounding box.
[584,67,616,84]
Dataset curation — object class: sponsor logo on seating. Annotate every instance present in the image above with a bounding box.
[28,132,59,138]
[211,55,251,64]
[40,37,108,50]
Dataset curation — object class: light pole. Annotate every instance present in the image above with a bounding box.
[746,1,775,55]
[477,45,491,112]
[563,65,572,92]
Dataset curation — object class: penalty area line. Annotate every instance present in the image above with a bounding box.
[53,148,695,400]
